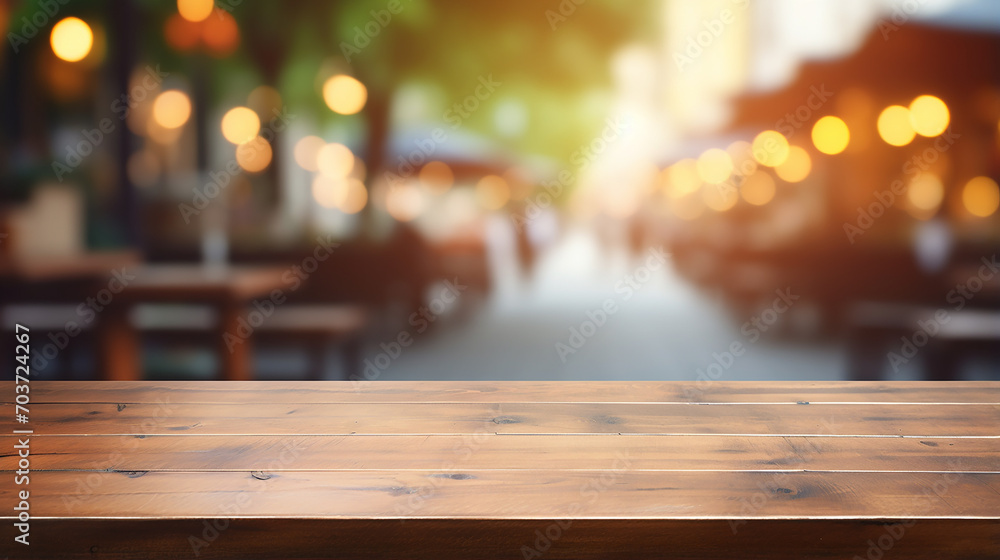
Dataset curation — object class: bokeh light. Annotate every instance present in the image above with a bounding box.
[177,0,214,22]
[696,148,733,184]
[666,158,700,197]
[152,90,192,129]
[340,179,369,214]
[774,146,812,183]
[419,161,455,194]
[50,17,93,62]
[906,172,944,217]
[313,176,346,209]
[701,183,738,212]
[877,105,916,147]
[293,136,326,172]
[752,130,790,167]
[221,107,260,144]
[235,137,272,173]
[164,13,200,51]
[669,193,705,221]
[248,85,282,118]
[386,183,425,221]
[476,175,510,210]
[811,116,850,155]
[317,143,355,179]
[962,176,1000,218]
[202,9,239,56]
[323,75,367,115]
[908,95,950,137]
[740,171,777,206]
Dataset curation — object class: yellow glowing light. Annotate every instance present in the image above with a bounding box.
[50,17,93,62]
[727,140,757,178]
[419,161,454,194]
[667,158,701,197]
[908,95,949,137]
[962,176,1000,218]
[293,136,326,172]
[177,0,214,22]
[312,176,345,209]
[317,143,355,179]
[696,148,733,185]
[340,179,368,214]
[235,137,272,173]
[907,173,944,214]
[151,90,192,129]
[221,107,260,144]
[701,183,738,212]
[774,146,812,183]
[386,184,424,221]
[751,130,789,167]
[322,75,367,115]
[811,116,850,155]
[741,172,777,206]
[476,175,510,210]
[877,105,916,147]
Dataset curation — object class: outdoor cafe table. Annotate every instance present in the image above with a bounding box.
[3,381,998,559]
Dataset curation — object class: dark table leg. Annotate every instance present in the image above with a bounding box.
[218,301,252,380]
[98,302,142,380]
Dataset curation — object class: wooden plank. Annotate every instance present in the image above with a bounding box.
[14,402,1000,436]
[17,380,1000,404]
[6,470,998,519]
[21,519,1000,560]
[4,434,997,473]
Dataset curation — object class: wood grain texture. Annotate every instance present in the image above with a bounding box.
[2,381,997,560]
[20,380,1000,404]
[13,401,1000,436]
[4,434,997,472]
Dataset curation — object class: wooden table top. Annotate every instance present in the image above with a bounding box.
[0,251,139,282]
[3,381,998,559]
[114,264,289,302]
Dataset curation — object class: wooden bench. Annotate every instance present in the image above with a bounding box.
[3,381,998,559]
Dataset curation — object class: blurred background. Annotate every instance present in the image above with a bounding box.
[2,0,999,382]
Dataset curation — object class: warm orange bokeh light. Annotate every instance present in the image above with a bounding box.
[906,172,944,218]
[177,0,214,22]
[419,161,455,194]
[908,95,949,137]
[235,137,272,173]
[476,175,511,210]
[152,90,192,129]
[50,17,93,62]
[164,13,201,51]
[317,143,355,179]
[666,158,700,197]
[775,146,812,183]
[323,75,367,115]
[294,136,326,172]
[741,171,777,206]
[811,116,850,155]
[202,9,239,56]
[962,176,1000,218]
[752,130,790,167]
[696,148,733,185]
[877,105,916,147]
[221,107,260,144]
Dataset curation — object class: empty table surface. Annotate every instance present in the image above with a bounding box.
[2,381,998,559]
